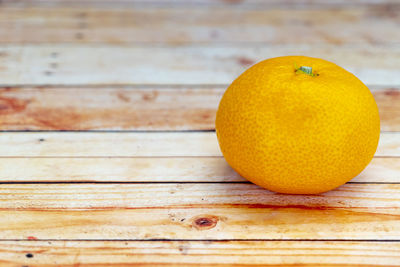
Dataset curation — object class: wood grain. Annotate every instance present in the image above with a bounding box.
[0,183,400,240]
[1,0,399,265]
[372,87,400,131]
[0,86,221,131]
[0,5,399,45]
[1,183,399,209]
[0,157,398,183]
[2,207,400,240]
[1,241,400,266]
[0,132,396,157]
[0,132,220,157]
[0,45,399,86]
[2,0,400,7]
[0,86,398,131]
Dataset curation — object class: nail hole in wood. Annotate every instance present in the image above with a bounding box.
[75,32,84,40]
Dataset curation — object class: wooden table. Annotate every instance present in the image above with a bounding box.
[0,0,400,265]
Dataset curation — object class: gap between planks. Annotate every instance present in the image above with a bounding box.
[0,86,398,131]
[1,240,400,266]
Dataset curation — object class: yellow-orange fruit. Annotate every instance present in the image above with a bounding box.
[215,56,380,194]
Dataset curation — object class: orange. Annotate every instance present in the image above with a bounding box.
[215,56,380,194]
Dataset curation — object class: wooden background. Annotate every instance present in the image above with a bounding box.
[0,0,400,265]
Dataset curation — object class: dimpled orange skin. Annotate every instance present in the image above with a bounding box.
[215,56,380,194]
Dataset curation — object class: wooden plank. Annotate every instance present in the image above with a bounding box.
[0,132,220,157]
[0,86,398,131]
[3,207,400,240]
[1,241,400,266]
[1,183,399,209]
[379,133,400,157]
[0,132,396,157]
[353,158,400,183]
[0,183,399,240]
[1,5,399,45]
[0,157,243,182]
[2,0,399,8]
[0,157,398,183]
[0,45,399,86]
[372,87,400,132]
[0,86,221,131]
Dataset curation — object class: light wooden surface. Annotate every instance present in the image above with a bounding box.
[1,45,400,85]
[0,86,398,131]
[0,157,398,183]
[0,132,397,157]
[0,0,399,266]
[1,5,399,45]
[2,241,400,267]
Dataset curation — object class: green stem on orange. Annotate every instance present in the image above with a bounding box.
[295,65,317,77]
